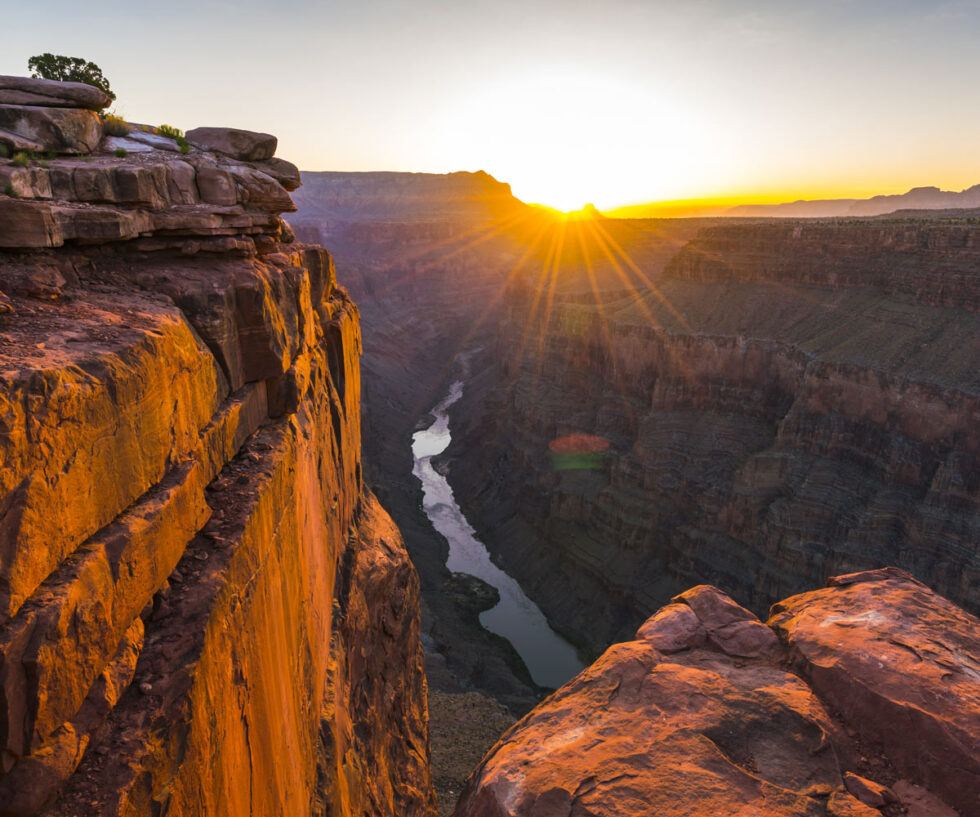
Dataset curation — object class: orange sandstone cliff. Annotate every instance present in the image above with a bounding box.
[0,76,434,816]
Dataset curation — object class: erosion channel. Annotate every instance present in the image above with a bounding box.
[413,379,585,689]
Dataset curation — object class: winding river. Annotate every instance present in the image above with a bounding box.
[412,380,585,689]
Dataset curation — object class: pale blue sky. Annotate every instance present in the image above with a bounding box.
[2,0,978,207]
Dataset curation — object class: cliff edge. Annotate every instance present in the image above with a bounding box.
[0,76,434,816]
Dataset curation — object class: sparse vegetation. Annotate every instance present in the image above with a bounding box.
[156,124,183,141]
[156,124,192,154]
[114,147,128,158]
[0,145,9,159]
[12,152,30,168]
[28,53,115,107]
[3,182,17,197]
[103,114,130,136]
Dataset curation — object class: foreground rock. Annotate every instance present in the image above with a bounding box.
[0,85,434,816]
[455,570,977,817]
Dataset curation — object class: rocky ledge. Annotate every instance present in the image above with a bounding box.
[0,76,433,816]
[455,569,978,817]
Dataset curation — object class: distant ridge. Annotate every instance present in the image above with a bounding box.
[289,170,525,222]
[726,184,980,218]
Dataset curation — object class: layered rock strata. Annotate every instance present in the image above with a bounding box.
[289,172,546,711]
[455,569,978,817]
[446,217,980,655]
[0,78,433,817]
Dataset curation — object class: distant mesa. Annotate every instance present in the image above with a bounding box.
[727,184,980,218]
[288,169,524,224]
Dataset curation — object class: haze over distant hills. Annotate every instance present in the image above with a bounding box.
[608,184,980,219]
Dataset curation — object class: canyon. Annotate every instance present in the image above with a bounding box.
[0,72,977,817]
[289,172,979,816]
[446,216,980,656]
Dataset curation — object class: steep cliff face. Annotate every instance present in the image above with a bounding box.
[0,78,433,817]
[456,569,979,817]
[446,217,979,655]
[288,172,547,711]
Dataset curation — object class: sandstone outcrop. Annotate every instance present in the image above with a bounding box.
[185,127,277,161]
[0,76,111,110]
[455,570,978,817]
[0,105,102,154]
[445,216,980,655]
[0,95,434,816]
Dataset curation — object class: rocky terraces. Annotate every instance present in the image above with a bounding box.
[0,76,433,816]
[455,568,979,817]
[446,216,980,655]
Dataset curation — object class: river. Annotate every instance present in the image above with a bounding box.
[412,379,585,689]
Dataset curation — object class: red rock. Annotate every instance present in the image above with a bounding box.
[186,126,277,160]
[455,629,848,817]
[843,772,893,807]
[634,602,705,652]
[0,105,102,153]
[0,199,62,248]
[671,585,779,658]
[249,156,301,191]
[0,75,110,110]
[826,788,881,817]
[769,569,980,817]
[892,781,959,817]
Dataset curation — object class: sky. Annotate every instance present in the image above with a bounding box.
[2,0,979,210]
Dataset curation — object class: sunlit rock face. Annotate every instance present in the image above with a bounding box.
[445,217,980,655]
[0,82,434,817]
[455,569,979,817]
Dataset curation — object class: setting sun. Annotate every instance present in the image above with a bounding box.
[434,69,719,211]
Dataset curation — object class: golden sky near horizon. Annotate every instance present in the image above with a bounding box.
[4,0,979,211]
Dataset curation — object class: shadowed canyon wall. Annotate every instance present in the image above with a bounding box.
[445,217,980,656]
[0,79,434,816]
[289,172,549,712]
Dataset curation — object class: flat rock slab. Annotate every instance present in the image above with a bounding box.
[769,567,980,817]
[0,75,110,110]
[186,126,276,161]
[0,105,102,154]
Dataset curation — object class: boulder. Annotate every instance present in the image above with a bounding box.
[0,75,110,110]
[186,126,277,161]
[455,639,848,817]
[769,569,980,817]
[249,157,301,190]
[672,585,780,658]
[0,105,102,154]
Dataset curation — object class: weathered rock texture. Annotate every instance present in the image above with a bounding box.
[446,217,980,655]
[455,569,978,817]
[0,100,434,816]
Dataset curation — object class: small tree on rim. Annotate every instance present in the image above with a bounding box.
[27,53,116,107]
